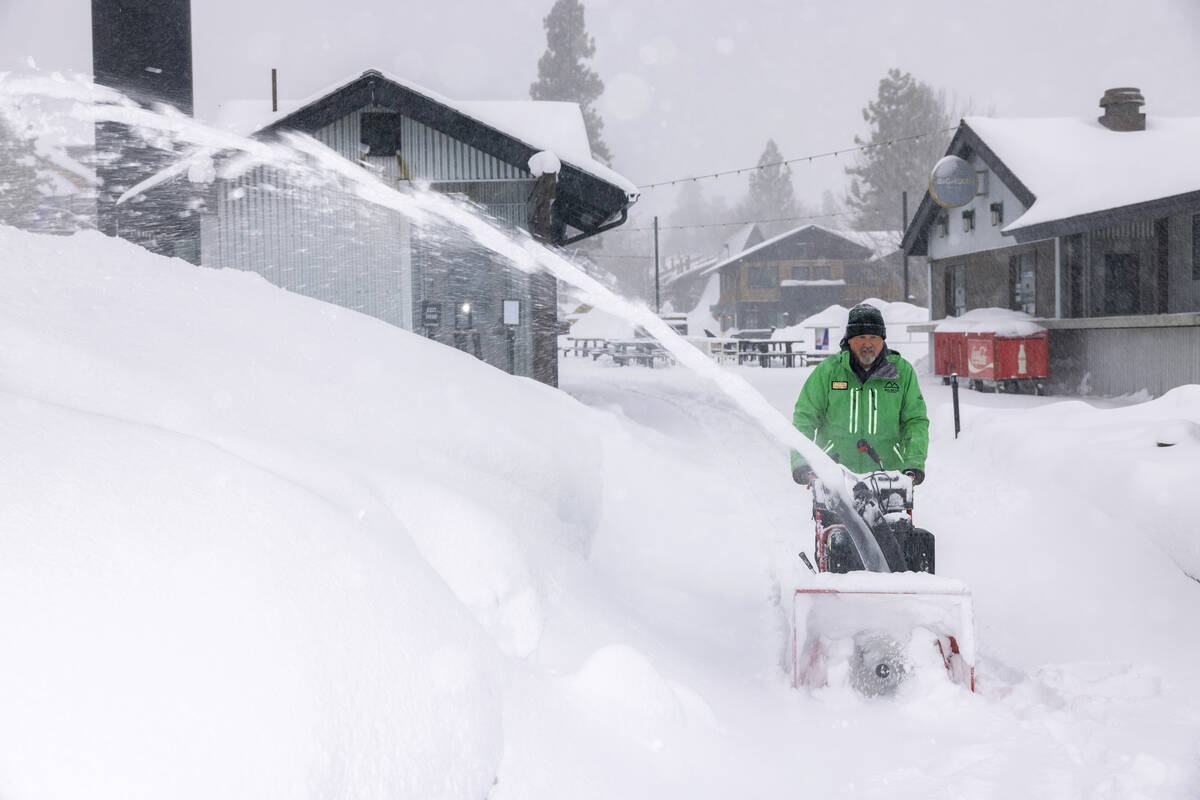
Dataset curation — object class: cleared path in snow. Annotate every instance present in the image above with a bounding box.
[560,357,1200,799]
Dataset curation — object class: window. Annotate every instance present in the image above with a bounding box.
[962,209,975,233]
[791,265,807,281]
[990,202,1004,226]
[936,213,948,238]
[945,264,966,317]
[747,266,778,288]
[813,263,831,280]
[1193,214,1200,280]
[1010,252,1036,314]
[360,112,403,156]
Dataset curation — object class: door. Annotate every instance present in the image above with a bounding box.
[1102,253,1138,315]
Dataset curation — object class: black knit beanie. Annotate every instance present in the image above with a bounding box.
[844,303,887,340]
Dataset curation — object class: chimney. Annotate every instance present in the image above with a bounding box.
[1098,87,1146,132]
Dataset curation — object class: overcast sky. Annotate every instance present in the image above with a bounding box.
[4,0,1200,220]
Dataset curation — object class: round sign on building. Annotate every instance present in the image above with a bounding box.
[929,156,978,208]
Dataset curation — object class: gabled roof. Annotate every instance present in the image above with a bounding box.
[720,222,762,257]
[701,223,875,276]
[217,69,638,242]
[902,114,1200,254]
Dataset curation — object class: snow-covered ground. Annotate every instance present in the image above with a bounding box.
[2,225,1199,799]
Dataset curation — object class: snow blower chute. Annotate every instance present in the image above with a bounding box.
[793,444,976,695]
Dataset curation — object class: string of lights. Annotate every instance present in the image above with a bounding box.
[610,208,856,234]
[635,126,957,191]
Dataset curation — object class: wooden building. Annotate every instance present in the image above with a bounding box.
[902,88,1200,396]
[704,224,901,333]
[199,70,638,387]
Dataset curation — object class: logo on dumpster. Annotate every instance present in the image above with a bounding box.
[967,342,993,375]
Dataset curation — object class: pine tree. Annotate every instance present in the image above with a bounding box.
[529,0,612,166]
[845,69,957,231]
[738,139,798,236]
[0,114,50,227]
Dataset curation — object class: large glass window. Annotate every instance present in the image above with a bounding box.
[747,266,778,288]
[1010,252,1036,314]
[944,264,966,317]
[813,263,831,280]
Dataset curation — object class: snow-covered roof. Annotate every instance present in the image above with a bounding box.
[208,69,638,198]
[828,229,901,262]
[720,222,760,257]
[933,307,1047,336]
[700,223,883,276]
[780,279,846,288]
[793,298,928,330]
[965,114,1200,235]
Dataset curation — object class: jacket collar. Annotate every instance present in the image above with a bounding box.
[845,347,899,383]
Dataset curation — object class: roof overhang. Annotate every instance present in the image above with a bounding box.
[1005,189,1200,243]
[257,70,635,245]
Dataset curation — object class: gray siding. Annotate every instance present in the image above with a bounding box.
[201,165,412,329]
[313,108,529,183]
[1168,213,1200,313]
[199,104,550,382]
[1047,322,1200,397]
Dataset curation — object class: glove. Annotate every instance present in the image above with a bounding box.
[904,468,925,486]
[792,465,816,486]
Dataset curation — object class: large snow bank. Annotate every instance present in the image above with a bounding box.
[3,222,1199,799]
[0,225,771,799]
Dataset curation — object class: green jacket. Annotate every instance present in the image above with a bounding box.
[791,349,929,475]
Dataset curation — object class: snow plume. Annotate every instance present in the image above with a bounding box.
[8,74,842,487]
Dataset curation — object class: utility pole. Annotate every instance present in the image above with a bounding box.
[653,215,661,314]
[901,191,910,302]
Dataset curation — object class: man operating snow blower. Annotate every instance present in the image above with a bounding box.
[790,303,933,573]
[786,304,975,696]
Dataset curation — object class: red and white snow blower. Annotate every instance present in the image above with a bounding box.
[792,440,976,696]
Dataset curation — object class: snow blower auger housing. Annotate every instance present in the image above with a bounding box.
[793,464,976,695]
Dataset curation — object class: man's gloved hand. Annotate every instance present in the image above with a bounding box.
[792,465,816,486]
[903,468,925,486]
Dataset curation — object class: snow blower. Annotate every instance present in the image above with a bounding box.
[792,441,976,696]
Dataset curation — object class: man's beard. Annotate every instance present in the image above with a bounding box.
[856,348,877,367]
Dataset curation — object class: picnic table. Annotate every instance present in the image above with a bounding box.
[608,339,673,368]
[735,339,833,368]
[561,337,609,360]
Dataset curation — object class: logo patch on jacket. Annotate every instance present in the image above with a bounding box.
[884,381,900,393]
[831,381,848,390]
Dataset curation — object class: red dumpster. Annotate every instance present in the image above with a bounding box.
[933,331,968,378]
[996,331,1049,381]
[964,330,1048,393]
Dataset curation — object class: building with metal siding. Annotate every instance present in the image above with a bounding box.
[903,90,1200,397]
[197,70,636,387]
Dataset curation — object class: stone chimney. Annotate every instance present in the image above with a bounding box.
[1098,87,1146,132]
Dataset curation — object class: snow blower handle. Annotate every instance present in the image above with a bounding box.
[857,438,884,469]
